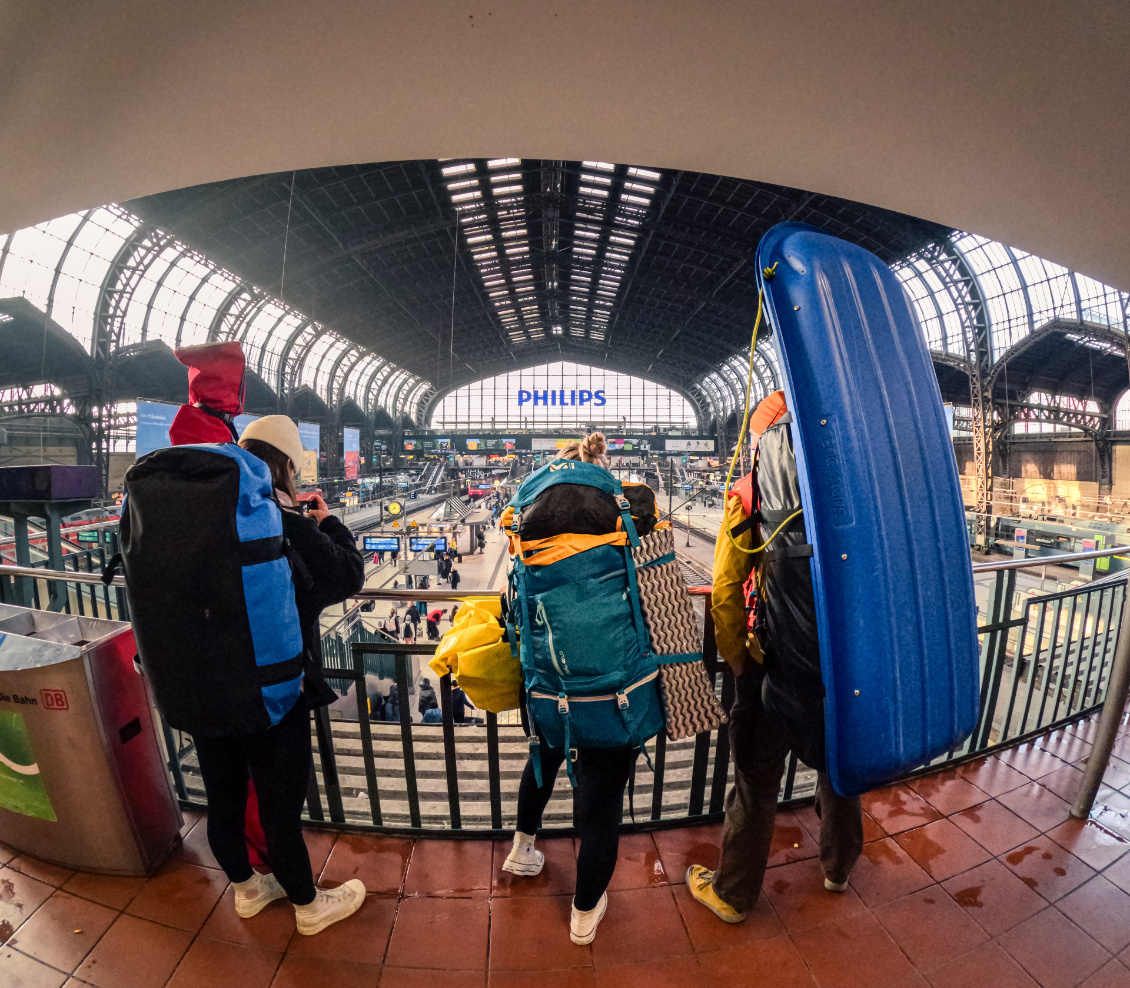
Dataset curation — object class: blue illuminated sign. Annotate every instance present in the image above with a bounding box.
[516,389,606,407]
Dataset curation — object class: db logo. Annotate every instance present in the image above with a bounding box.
[40,689,68,711]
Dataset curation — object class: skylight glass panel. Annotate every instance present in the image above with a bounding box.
[446,179,479,190]
[487,158,521,169]
[582,161,615,172]
[623,182,655,194]
[627,167,661,180]
[492,184,523,195]
[581,174,613,185]
[442,163,475,176]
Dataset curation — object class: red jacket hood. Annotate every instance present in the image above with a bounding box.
[176,341,246,414]
[168,342,246,447]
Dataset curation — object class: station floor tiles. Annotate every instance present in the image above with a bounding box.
[7,715,1130,987]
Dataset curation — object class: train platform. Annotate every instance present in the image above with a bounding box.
[4,713,1130,988]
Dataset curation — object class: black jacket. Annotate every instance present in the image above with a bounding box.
[756,415,825,769]
[282,510,365,709]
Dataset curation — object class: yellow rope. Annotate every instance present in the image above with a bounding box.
[721,264,803,555]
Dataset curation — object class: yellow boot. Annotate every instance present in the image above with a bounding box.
[686,865,746,923]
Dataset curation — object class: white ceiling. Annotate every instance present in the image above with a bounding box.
[2,1,1127,288]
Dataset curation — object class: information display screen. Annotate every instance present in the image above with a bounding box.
[363,536,400,552]
[409,536,448,552]
[76,531,100,543]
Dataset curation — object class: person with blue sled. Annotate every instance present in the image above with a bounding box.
[688,391,864,923]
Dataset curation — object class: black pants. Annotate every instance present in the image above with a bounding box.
[516,745,639,911]
[193,700,317,905]
[713,666,863,912]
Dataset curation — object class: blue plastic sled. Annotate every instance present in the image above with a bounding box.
[755,222,979,797]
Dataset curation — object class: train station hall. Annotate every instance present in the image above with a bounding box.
[2,4,1130,987]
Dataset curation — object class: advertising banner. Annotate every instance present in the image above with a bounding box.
[665,438,715,453]
[0,709,56,821]
[532,436,581,450]
[134,400,179,457]
[343,427,360,480]
[298,422,320,484]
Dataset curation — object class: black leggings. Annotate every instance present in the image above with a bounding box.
[516,745,639,911]
[193,701,316,905]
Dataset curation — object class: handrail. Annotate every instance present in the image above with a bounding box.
[970,544,1129,573]
[5,543,1128,598]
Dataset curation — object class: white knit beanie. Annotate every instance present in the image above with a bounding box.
[240,415,304,473]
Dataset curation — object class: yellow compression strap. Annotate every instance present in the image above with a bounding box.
[516,531,630,566]
[722,268,804,556]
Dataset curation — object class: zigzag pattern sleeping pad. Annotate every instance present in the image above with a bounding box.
[755,222,980,797]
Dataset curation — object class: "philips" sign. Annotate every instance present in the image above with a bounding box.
[517,390,606,407]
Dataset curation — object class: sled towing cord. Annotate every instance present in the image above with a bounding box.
[722,270,804,556]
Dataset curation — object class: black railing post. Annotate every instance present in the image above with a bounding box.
[351,645,383,827]
[486,711,503,830]
[438,673,462,829]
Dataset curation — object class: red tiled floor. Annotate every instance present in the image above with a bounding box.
[60,872,146,911]
[847,838,934,908]
[7,889,117,973]
[906,770,989,816]
[172,819,222,871]
[940,858,1047,936]
[873,887,988,971]
[696,936,817,988]
[595,953,703,988]
[403,839,493,896]
[8,855,75,889]
[1085,754,1130,791]
[796,802,886,844]
[1090,790,1130,839]
[1001,835,1096,902]
[268,954,381,988]
[1047,817,1130,870]
[385,896,489,969]
[762,857,867,934]
[997,905,1111,988]
[1037,762,1089,803]
[925,940,1039,988]
[995,741,1073,781]
[11,713,1130,988]
[1038,728,1093,765]
[488,895,591,970]
[894,819,991,881]
[997,780,1074,832]
[649,823,721,882]
[862,784,943,835]
[766,810,821,868]
[317,834,412,894]
[0,946,68,988]
[955,755,1031,797]
[1080,959,1130,987]
[791,910,918,988]
[603,833,669,890]
[164,935,281,988]
[589,887,693,967]
[124,861,229,933]
[1057,876,1130,954]
[0,865,54,941]
[950,798,1041,856]
[492,837,577,897]
[671,880,783,952]
[74,913,193,988]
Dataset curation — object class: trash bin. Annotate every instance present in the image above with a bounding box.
[0,605,181,875]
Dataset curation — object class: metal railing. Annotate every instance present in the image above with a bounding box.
[1,546,1125,836]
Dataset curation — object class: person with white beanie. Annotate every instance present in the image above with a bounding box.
[190,415,368,936]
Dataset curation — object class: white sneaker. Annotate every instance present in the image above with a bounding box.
[570,892,608,945]
[824,877,849,893]
[232,871,287,919]
[502,831,544,876]
[294,880,366,935]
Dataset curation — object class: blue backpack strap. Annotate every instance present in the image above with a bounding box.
[557,693,578,787]
[509,460,618,511]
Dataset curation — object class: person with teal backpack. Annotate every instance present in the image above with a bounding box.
[499,432,665,945]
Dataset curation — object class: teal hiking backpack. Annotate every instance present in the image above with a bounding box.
[506,460,672,786]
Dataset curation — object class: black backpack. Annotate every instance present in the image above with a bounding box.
[112,444,306,737]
